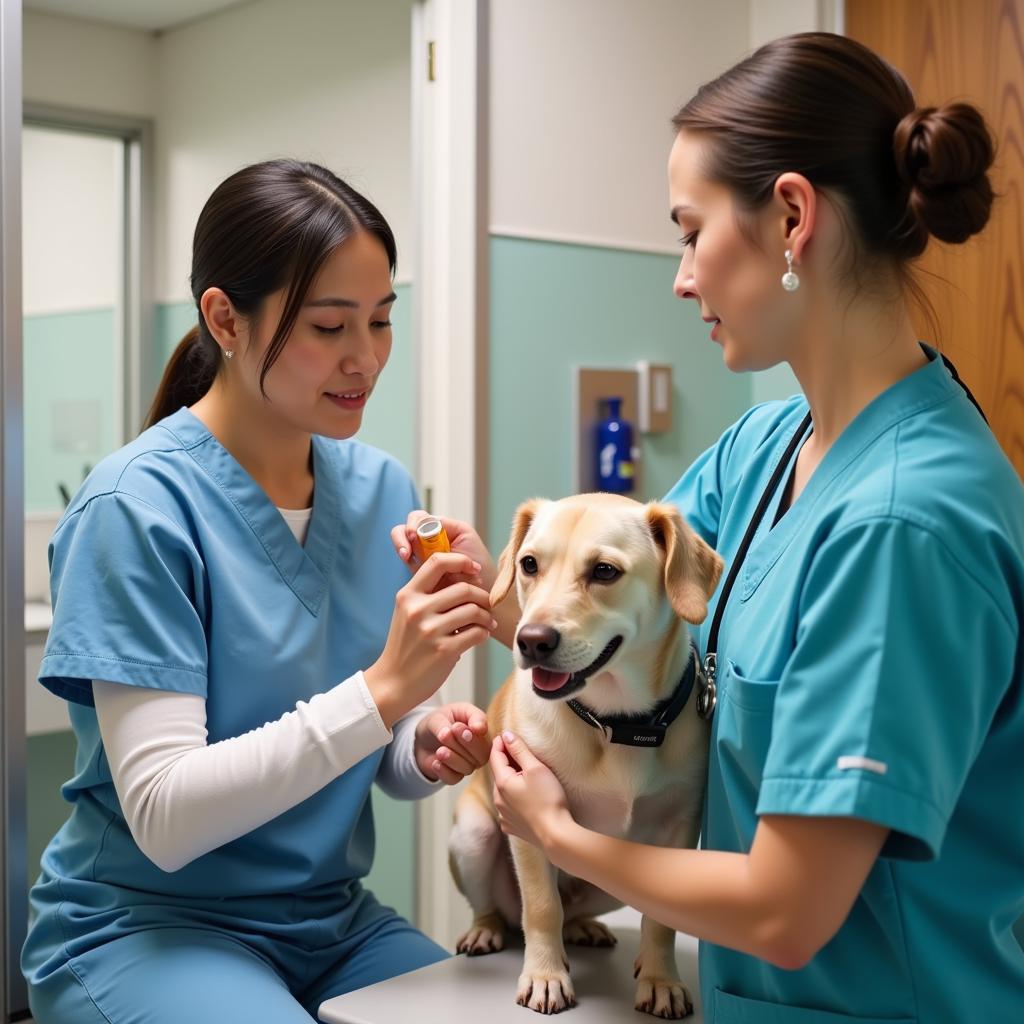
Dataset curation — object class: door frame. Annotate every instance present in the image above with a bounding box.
[411,0,491,948]
[0,0,28,1015]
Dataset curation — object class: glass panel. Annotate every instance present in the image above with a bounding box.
[22,126,124,518]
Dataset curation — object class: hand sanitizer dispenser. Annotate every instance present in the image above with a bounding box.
[596,397,635,493]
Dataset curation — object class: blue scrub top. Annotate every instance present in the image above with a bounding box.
[666,348,1024,1022]
[35,407,418,904]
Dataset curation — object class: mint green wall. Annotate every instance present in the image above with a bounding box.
[486,235,753,692]
[152,301,197,396]
[26,731,77,898]
[23,309,119,513]
[752,361,800,406]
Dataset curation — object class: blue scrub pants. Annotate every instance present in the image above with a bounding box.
[24,883,448,1023]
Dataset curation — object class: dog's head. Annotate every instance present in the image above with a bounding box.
[490,494,722,713]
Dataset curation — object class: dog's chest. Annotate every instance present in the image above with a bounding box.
[566,748,687,843]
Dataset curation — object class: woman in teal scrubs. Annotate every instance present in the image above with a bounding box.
[484,34,1024,1022]
[22,160,497,1022]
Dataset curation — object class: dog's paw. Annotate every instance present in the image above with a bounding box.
[457,915,506,956]
[516,968,576,1014]
[632,971,693,1019]
[562,917,617,947]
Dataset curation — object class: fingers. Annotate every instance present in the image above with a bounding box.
[436,602,497,640]
[412,553,483,594]
[391,523,416,567]
[444,624,493,659]
[432,744,475,777]
[489,735,517,785]
[434,707,490,767]
[445,702,489,736]
[497,730,536,770]
[426,758,463,786]
[428,580,493,616]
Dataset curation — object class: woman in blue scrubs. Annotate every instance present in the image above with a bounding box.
[483,33,1024,1022]
[22,160,497,1022]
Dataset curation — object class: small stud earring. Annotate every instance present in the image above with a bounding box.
[223,348,234,360]
[781,249,800,292]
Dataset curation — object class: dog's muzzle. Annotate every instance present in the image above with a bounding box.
[527,635,624,700]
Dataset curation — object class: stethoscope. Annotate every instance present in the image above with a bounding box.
[695,350,988,721]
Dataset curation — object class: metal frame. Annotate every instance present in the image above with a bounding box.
[0,1,28,1016]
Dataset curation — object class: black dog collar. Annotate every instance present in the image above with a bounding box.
[565,642,702,747]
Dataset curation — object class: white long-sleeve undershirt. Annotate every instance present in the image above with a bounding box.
[91,503,440,873]
[92,675,441,873]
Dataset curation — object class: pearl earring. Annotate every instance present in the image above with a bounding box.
[223,348,234,360]
[781,249,800,292]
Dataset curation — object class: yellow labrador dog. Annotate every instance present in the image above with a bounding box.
[449,493,722,1017]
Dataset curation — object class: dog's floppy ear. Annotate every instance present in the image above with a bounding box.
[490,498,544,606]
[645,503,724,624]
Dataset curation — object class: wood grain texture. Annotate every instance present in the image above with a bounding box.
[847,0,1024,477]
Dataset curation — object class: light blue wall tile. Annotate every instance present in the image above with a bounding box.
[152,301,198,401]
[364,791,416,921]
[24,309,119,514]
[358,282,415,474]
[486,235,753,693]
[26,730,77,901]
[752,361,800,406]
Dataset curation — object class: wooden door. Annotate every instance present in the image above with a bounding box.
[846,0,1024,477]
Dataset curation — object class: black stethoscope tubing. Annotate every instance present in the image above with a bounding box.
[695,352,987,721]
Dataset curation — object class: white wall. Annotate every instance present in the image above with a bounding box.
[154,0,415,303]
[748,0,832,404]
[22,8,158,118]
[489,0,831,406]
[490,0,752,253]
[24,2,416,305]
[750,0,829,48]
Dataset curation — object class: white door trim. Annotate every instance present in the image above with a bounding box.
[412,0,490,949]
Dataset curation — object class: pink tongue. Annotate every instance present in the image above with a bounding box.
[532,668,572,691]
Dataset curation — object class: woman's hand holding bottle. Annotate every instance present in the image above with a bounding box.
[364,552,496,728]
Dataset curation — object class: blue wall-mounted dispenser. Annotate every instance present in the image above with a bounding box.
[596,396,634,493]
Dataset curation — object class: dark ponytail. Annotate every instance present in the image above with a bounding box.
[671,32,996,276]
[145,159,397,429]
[151,327,220,424]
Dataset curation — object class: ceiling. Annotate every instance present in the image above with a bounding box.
[24,0,254,32]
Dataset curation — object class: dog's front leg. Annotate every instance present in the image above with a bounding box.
[633,914,693,1018]
[509,836,575,1014]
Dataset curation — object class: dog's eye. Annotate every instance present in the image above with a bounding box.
[592,562,621,583]
[520,555,538,575]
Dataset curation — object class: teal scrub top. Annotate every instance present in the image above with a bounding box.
[35,407,418,904]
[665,348,1024,1023]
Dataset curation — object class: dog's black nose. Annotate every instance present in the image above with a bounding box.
[517,623,561,662]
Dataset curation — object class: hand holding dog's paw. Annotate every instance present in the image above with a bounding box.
[415,703,490,784]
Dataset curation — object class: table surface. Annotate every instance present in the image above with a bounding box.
[319,909,703,1023]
